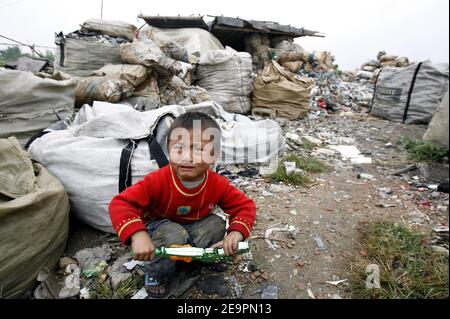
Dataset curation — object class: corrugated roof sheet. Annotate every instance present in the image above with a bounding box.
[138,15,324,38]
[138,15,209,30]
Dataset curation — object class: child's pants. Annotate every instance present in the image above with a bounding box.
[144,214,226,280]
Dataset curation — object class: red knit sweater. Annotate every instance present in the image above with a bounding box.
[109,164,256,244]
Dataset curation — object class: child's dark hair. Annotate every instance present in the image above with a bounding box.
[167,112,222,146]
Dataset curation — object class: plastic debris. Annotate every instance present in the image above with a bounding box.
[326,279,348,286]
[313,234,326,251]
[123,260,146,271]
[433,226,449,233]
[268,184,291,194]
[261,190,274,197]
[265,225,299,250]
[376,202,396,208]
[59,264,81,299]
[286,132,302,145]
[80,288,91,299]
[261,285,278,299]
[307,288,316,299]
[284,162,303,176]
[328,145,372,164]
[228,275,242,299]
[313,148,336,157]
[131,287,149,299]
[82,260,109,278]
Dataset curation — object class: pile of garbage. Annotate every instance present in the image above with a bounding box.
[306,71,374,113]
[244,34,335,74]
[33,243,148,300]
[357,51,414,81]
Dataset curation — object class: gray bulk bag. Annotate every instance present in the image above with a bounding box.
[370,61,449,124]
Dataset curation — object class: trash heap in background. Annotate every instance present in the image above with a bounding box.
[357,50,414,81]
[306,71,374,113]
[249,35,380,117]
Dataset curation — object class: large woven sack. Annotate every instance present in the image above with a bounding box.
[54,36,123,77]
[0,137,69,298]
[252,61,315,120]
[92,64,148,87]
[281,61,303,73]
[0,70,75,146]
[75,77,134,107]
[196,47,253,114]
[120,39,186,80]
[81,19,137,41]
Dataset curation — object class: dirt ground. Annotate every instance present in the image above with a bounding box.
[59,111,449,299]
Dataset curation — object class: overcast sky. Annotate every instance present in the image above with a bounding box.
[0,0,448,70]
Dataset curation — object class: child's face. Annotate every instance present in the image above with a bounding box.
[168,128,219,182]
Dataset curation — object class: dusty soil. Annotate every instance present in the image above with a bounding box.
[59,111,449,299]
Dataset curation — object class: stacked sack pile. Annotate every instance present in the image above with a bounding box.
[269,39,335,74]
[243,34,335,74]
[54,19,259,115]
[55,19,212,111]
[357,50,414,81]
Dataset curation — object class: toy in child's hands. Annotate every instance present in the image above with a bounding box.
[155,242,250,263]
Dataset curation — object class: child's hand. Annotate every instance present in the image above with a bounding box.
[223,231,244,256]
[131,231,155,261]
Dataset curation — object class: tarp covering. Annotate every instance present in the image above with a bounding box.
[139,26,224,58]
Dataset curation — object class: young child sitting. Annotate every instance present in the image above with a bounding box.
[109,112,256,298]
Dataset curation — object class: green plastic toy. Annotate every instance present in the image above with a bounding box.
[154,242,250,263]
